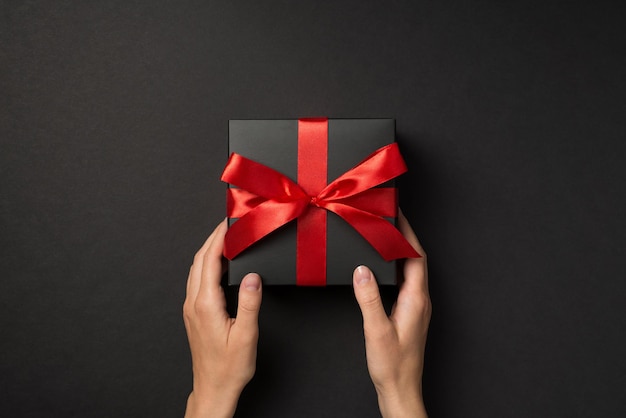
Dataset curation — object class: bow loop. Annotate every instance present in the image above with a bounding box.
[221,153,308,202]
[317,143,409,202]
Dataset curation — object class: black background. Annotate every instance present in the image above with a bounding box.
[2,1,625,417]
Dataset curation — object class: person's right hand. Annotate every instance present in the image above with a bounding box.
[352,212,431,418]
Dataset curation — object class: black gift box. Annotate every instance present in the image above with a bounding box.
[226,118,401,286]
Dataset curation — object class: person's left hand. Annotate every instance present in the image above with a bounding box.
[183,219,263,418]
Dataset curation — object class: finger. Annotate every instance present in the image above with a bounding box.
[352,265,390,333]
[187,219,226,302]
[233,273,263,334]
[398,210,428,295]
[393,211,431,326]
[398,209,426,256]
[196,219,228,314]
[393,258,431,328]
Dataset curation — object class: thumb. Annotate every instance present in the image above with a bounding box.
[353,265,389,332]
[235,273,263,332]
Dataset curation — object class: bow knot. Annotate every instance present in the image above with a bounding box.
[309,196,321,207]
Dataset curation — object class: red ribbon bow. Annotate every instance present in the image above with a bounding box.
[222,119,419,286]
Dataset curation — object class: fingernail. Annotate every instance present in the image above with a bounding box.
[355,265,372,286]
[243,273,261,290]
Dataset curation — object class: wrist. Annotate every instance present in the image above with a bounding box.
[184,387,240,418]
[376,385,427,418]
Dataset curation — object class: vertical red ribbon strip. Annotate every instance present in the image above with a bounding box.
[296,118,328,286]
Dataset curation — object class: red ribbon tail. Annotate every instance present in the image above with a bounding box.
[323,202,420,261]
[224,199,308,260]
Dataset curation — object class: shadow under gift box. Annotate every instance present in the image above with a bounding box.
[226,118,402,286]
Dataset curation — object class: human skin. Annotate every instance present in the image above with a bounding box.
[352,212,431,418]
[183,220,262,418]
[183,212,430,418]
